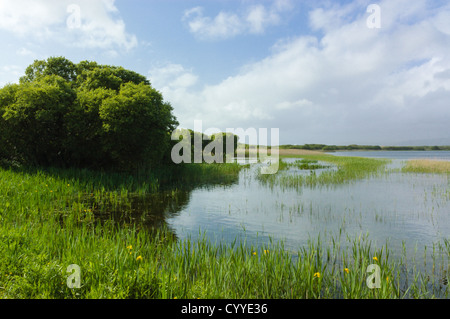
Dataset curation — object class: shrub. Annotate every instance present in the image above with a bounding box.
[0,57,178,171]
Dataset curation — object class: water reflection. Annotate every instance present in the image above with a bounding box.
[89,166,242,239]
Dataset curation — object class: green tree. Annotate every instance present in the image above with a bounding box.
[20,57,77,84]
[0,83,20,163]
[99,82,177,169]
[2,75,76,166]
[64,87,116,168]
[0,57,178,170]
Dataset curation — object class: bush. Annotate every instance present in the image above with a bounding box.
[0,57,178,171]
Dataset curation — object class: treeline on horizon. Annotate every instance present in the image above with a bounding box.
[278,144,450,151]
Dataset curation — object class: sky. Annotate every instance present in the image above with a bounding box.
[1,0,450,146]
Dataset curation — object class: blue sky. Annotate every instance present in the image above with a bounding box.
[1,0,450,145]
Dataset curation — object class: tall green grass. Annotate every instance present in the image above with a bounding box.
[258,154,390,189]
[0,161,448,299]
[1,220,447,298]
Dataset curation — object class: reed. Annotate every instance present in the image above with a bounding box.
[258,154,389,189]
[402,159,450,174]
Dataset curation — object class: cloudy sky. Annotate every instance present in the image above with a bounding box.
[1,0,449,145]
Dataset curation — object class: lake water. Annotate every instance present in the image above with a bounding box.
[328,150,450,160]
[165,151,448,251]
[148,151,449,289]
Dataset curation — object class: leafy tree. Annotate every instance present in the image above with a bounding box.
[20,57,77,84]
[99,82,177,168]
[0,56,178,170]
[170,129,239,164]
[0,83,20,163]
[2,75,76,166]
[64,87,116,168]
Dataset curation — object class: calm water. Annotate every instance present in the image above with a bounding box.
[328,150,450,160]
[159,151,450,278]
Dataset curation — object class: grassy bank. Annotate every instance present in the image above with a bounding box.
[0,162,245,298]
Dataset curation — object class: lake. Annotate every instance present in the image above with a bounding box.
[158,151,449,285]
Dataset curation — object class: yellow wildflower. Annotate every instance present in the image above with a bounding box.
[136,255,143,261]
[373,256,378,262]
[344,268,349,274]
[314,272,320,278]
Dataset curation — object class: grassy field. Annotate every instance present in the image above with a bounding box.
[0,155,448,298]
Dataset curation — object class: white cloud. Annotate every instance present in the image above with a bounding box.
[0,65,23,86]
[275,99,313,110]
[183,7,243,40]
[246,4,281,34]
[165,1,450,144]
[148,63,203,123]
[149,63,198,90]
[0,0,64,37]
[433,9,450,35]
[16,47,34,56]
[183,0,292,40]
[0,0,137,51]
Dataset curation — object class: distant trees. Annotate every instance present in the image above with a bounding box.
[280,144,449,151]
[171,128,239,164]
[0,57,178,170]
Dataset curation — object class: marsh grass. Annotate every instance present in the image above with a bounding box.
[0,162,246,298]
[258,154,390,189]
[286,159,329,170]
[0,160,448,299]
[402,159,450,174]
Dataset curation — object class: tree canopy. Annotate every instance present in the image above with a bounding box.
[0,56,178,170]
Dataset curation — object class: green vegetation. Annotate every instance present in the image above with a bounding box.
[280,144,450,151]
[402,159,450,174]
[0,58,448,299]
[0,163,448,298]
[259,154,390,189]
[1,152,449,298]
[0,162,243,298]
[0,56,178,170]
[285,158,329,170]
[171,128,239,164]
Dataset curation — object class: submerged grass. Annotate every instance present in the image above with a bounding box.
[258,154,390,189]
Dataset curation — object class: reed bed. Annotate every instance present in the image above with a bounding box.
[402,159,450,174]
[258,154,390,189]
